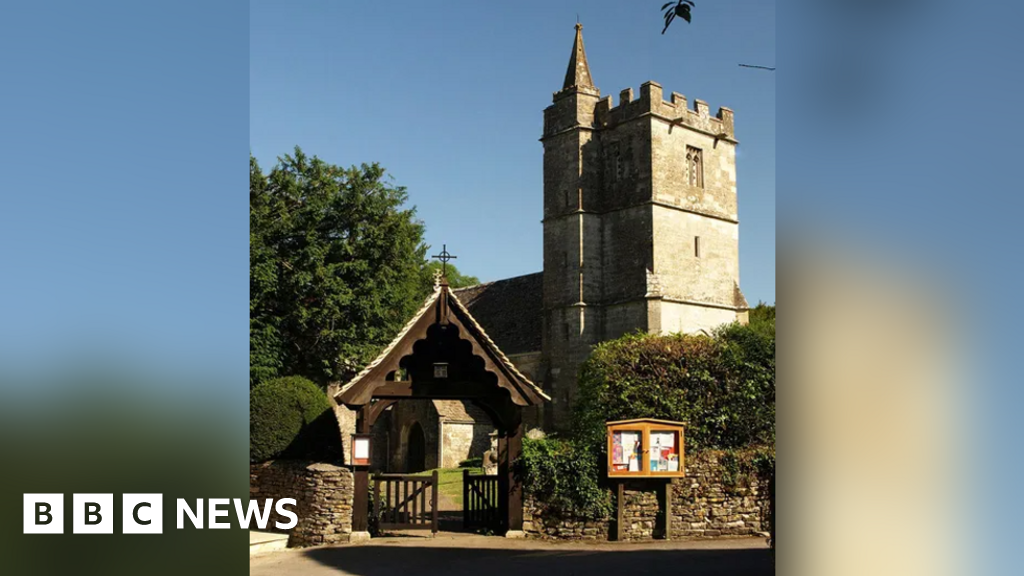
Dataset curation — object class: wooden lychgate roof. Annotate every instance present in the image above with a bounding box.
[334,281,550,408]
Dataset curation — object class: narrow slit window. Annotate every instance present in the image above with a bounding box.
[694,236,701,258]
[609,142,621,182]
[563,322,570,341]
[686,146,703,188]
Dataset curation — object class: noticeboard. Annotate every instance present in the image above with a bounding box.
[606,419,685,478]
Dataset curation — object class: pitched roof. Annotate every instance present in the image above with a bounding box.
[453,272,543,356]
[334,282,549,407]
[335,288,443,399]
[432,400,492,424]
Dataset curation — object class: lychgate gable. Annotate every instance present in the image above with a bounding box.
[334,281,549,408]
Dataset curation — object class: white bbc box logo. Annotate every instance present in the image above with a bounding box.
[24,494,64,534]
[73,493,114,534]
[122,494,163,534]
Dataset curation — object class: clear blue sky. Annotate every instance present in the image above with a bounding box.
[0,1,248,385]
[250,0,775,305]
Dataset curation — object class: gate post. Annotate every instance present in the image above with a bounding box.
[350,406,372,542]
[431,469,439,535]
[502,413,525,537]
[463,468,470,529]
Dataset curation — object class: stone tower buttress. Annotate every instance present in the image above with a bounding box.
[540,24,603,429]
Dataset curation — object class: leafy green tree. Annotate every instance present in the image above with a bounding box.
[250,148,428,387]
[748,302,775,330]
[417,261,479,296]
[661,1,695,34]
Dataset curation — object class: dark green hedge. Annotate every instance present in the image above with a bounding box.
[572,319,775,454]
[249,376,340,462]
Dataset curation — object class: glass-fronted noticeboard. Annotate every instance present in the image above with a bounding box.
[607,419,685,478]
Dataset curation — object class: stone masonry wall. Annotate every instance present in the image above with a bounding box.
[249,460,354,547]
[670,451,766,538]
[523,450,768,541]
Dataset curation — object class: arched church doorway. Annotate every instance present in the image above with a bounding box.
[405,421,426,472]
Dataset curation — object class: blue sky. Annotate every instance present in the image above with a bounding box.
[250,0,776,305]
[0,2,248,384]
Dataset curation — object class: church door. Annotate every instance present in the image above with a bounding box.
[406,422,426,472]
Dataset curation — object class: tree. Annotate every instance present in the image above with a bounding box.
[250,148,428,387]
[748,302,775,329]
[417,261,480,296]
[661,1,695,34]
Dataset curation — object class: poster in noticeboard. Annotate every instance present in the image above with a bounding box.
[611,430,641,472]
[649,430,679,472]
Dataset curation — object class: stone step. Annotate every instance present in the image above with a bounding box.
[249,531,289,556]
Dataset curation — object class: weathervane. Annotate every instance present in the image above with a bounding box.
[431,244,457,277]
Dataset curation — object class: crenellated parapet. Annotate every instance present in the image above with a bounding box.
[594,81,735,141]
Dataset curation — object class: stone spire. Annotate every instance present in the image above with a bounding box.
[562,23,595,91]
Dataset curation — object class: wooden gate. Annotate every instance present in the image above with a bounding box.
[463,469,500,530]
[373,471,438,534]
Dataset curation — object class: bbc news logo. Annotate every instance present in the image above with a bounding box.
[23,494,296,534]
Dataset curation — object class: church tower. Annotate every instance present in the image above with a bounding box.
[540,24,749,429]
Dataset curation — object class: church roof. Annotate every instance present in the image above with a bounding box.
[453,272,543,356]
[432,400,492,424]
[562,23,595,92]
[334,281,549,407]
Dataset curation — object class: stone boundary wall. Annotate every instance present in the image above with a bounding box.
[523,450,768,541]
[249,460,354,547]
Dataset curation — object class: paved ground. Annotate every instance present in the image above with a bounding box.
[250,533,773,576]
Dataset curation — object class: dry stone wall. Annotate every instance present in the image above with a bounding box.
[523,450,769,541]
[249,460,354,547]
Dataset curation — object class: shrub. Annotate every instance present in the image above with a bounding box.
[249,376,338,462]
[518,437,612,520]
[459,457,483,468]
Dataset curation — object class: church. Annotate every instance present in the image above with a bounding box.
[340,23,748,472]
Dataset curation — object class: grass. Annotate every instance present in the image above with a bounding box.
[422,467,483,507]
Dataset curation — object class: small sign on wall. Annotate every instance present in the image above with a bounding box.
[351,434,372,467]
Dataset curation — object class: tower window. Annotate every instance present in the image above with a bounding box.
[565,189,571,207]
[694,236,701,258]
[687,146,704,188]
[608,142,621,182]
[563,322,570,341]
